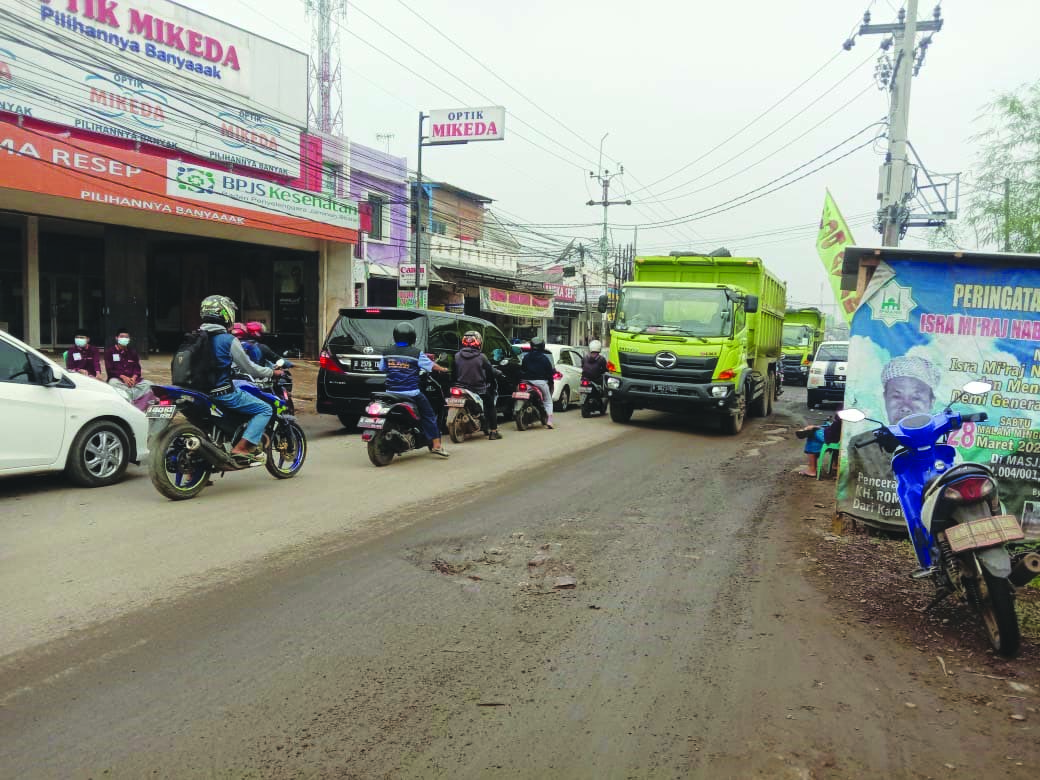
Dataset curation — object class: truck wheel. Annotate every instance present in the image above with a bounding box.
[749,376,770,418]
[609,401,633,424]
[723,390,746,435]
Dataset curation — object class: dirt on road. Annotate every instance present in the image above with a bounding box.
[2,393,1037,779]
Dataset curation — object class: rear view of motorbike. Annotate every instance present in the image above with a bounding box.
[445,386,487,443]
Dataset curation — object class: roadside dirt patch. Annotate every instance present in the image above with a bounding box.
[791,473,1040,713]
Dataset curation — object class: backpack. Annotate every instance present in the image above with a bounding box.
[171,329,219,390]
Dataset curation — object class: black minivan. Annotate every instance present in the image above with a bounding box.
[317,307,523,429]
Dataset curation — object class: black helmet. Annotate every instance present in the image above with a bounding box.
[530,335,546,351]
[393,322,417,347]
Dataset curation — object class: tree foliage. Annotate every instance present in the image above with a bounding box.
[965,81,1040,252]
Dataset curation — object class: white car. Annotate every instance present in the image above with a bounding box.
[0,330,149,487]
[545,344,586,412]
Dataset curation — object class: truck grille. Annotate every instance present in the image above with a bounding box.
[782,355,803,371]
[619,352,718,383]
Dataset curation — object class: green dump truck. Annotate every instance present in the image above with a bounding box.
[599,254,786,434]
[781,307,826,386]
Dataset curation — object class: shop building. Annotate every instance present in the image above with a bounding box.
[411,180,554,338]
[348,141,410,308]
[0,1,359,357]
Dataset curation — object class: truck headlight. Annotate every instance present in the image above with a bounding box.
[606,377,621,389]
[711,385,730,398]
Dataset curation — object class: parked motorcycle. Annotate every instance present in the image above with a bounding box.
[361,373,446,466]
[513,381,549,430]
[579,378,607,418]
[841,383,1030,656]
[446,385,490,443]
[147,373,307,500]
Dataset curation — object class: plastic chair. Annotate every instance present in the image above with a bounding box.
[817,442,840,479]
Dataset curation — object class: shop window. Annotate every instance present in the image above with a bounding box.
[431,220,447,236]
[323,164,342,197]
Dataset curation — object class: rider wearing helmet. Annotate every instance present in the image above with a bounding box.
[581,339,608,387]
[230,322,263,364]
[377,321,451,457]
[245,321,280,366]
[199,295,283,464]
[521,335,556,429]
[453,330,502,440]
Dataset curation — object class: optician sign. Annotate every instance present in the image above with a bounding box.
[0,36,303,177]
[426,106,505,144]
[0,123,358,242]
[9,0,308,121]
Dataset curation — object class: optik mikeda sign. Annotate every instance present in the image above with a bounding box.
[839,258,1040,531]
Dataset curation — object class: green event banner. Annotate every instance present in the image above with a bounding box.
[817,189,862,323]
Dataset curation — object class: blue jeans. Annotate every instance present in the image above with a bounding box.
[212,387,273,445]
[410,392,440,443]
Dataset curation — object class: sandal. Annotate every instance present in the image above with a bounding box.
[232,451,267,466]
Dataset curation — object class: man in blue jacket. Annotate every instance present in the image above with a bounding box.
[379,321,452,457]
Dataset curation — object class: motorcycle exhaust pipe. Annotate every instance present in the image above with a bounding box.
[184,435,237,469]
[1009,552,1040,587]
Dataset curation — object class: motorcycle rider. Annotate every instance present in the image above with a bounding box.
[230,322,263,364]
[521,335,556,429]
[245,321,281,366]
[378,321,451,457]
[453,330,502,440]
[199,295,284,464]
[581,339,608,390]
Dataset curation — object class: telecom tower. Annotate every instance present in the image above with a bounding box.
[306,0,347,135]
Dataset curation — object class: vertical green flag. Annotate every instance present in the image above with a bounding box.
[816,189,862,322]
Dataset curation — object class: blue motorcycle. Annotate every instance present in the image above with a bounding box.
[146,367,306,500]
[841,384,1027,657]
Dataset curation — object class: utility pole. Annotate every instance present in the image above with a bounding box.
[855,1,943,246]
[578,243,592,343]
[586,133,631,277]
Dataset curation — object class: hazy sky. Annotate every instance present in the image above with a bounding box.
[179,0,1040,311]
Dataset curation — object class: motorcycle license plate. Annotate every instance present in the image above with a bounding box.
[358,416,385,429]
[579,388,591,395]
[513,392,530,400]
[446,397,467,407]
[945,514,1023,553]
[146,405,177,420]
[652,383,678,394]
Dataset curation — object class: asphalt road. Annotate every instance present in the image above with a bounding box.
[1,392,1023,778]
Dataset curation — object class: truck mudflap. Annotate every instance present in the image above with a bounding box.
[607,375,739,412]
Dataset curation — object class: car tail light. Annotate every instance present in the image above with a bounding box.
[607,361,617,372]
[717,369,736,380]
[319,350,345,374]
[553,371,563,381]
[365,309,381,313]
[943,477,995,502]
[451,387,463,396]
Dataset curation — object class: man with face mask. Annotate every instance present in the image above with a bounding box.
[105,329,153,408]
[66,331,101,378]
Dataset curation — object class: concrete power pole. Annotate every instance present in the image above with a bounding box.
[586,133,631,280]
[857,1,943,246]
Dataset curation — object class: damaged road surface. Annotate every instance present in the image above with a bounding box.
[0,398,1034,778]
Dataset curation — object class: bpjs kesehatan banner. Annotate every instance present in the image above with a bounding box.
[0,0,307,177]
[0,122,358,242]
[839,259,1040,532]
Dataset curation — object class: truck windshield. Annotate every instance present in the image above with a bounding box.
[782,324,812,347]
[615,287,731,337]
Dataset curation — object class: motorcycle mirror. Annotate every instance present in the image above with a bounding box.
[962,380,992,395]
[837,408,867,423]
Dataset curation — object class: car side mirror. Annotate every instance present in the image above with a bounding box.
[744,295,759,314]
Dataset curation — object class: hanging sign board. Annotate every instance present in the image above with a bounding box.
[426,106,505,144]
[479,286,553,319]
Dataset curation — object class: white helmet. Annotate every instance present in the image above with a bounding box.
[589,339,603,353]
